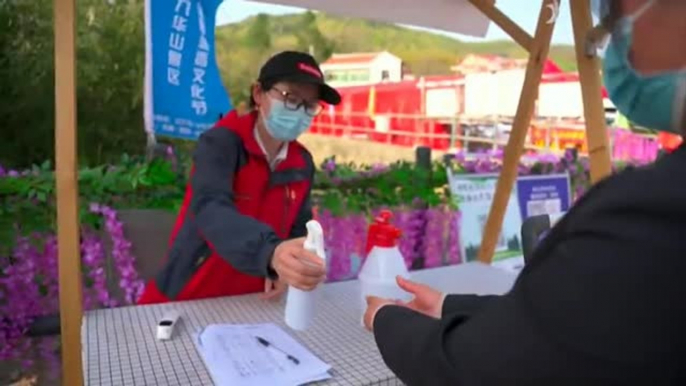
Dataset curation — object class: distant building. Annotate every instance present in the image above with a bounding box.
[321,51,403,87]
[450,54,525,75]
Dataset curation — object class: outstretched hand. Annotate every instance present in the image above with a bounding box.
[395,276,445,319]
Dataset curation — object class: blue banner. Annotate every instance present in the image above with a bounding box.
[145,0,231,140]
[515,174,571,219]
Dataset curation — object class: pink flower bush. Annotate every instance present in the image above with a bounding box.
[0,149,646,371]
[0,204,145,365]
[319,205,460,281]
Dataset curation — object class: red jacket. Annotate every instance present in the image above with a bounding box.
[137,110,315,304]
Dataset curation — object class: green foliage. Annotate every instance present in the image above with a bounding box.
[294,11,334,61]
[313,157,454,217]
[0,157,184,255]
[215,12,577,108]
[245,13,272,51]
[1,1,577,168]
[0,0,146,168]
[1,156,453,253]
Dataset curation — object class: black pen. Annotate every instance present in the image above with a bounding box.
[255,336,301,365]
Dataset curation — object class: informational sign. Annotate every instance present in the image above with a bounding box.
[516,174,571,219]
[447,172,571,272]
[144,0,232,140]
[448,173,524,268]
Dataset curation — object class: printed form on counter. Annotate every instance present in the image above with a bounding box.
[194,323,332,386]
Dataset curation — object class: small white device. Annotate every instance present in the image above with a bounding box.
[156,310,180,341]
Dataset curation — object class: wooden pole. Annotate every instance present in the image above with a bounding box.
[54,0,84,384]
[570,0,612,182]
[477,0,557,263]
[468,0,534,52]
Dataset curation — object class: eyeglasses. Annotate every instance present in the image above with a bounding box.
[269,87,323,117]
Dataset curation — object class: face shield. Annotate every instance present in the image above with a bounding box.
[585,0,613,58]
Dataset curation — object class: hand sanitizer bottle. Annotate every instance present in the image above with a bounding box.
[285,220,326,331]
[358,210,411,313]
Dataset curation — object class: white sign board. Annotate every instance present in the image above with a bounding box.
[425,88,458,118]
[538,82,584,118]
[447,172,524,273]
[464,70,524,117]
[250,0,491,37]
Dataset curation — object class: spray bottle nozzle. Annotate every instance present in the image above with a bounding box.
[375,210,393,224]
[304,220,326,261]
[365,210,402,255]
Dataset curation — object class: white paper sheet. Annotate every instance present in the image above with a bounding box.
[195,323,332,386]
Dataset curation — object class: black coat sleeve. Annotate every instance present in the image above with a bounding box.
[288,149,315,239]
[373,231,683,386]
[441,294,499,318]
[191,128,281,278]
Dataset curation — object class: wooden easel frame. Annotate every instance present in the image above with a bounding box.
[52,0,611,384]
[475,0,612,262]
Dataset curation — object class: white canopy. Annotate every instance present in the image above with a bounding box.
[249,0,492,37]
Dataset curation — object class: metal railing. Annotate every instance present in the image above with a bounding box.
[312,112,658,158]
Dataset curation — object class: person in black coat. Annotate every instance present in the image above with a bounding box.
[363,1,686,384]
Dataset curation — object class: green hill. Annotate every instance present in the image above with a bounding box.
[215,12,577,105]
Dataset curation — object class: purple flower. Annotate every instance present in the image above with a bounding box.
[90,204,145,304]
[536,152,560,164]
[453,151,466,164]
[323,159,336,172]
[1,203,144,364]
[370,163,388,174]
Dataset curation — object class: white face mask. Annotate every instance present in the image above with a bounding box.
[601,0,686,134]
[260,95,313,141]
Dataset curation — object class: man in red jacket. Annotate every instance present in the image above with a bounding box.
[138,51,341,304]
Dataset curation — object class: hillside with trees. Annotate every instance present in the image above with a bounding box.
[1,1,576,168]
[215,11,577,105]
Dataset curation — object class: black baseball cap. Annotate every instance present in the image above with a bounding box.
[258,51,341,105]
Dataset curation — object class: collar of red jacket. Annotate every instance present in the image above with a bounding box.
[217,109,307,160]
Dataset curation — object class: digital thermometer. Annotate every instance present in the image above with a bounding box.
[156,310,180,341]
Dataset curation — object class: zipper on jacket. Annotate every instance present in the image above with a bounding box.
[282,185,291,236]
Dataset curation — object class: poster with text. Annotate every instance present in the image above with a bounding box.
[515,174,571,219]
[144,0,232,140]
[448,173,524,271]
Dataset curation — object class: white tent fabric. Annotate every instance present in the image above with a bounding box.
[249,0,492,37]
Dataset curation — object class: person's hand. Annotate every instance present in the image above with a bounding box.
[270,238,326,291]
[395,276,445,319]
[260,278,287,302]
[363,296,398,332]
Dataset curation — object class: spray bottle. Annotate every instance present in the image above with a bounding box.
[284,220,326,331]
[358,210,411,312]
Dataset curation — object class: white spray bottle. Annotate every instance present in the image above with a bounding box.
[284,220,326,331]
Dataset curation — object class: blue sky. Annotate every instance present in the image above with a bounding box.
[216,0,577,45]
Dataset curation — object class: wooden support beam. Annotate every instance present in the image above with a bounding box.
[477,0,557,264]
[570,0,613,182]
[468,0,534,52]
[54,0,84,384]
